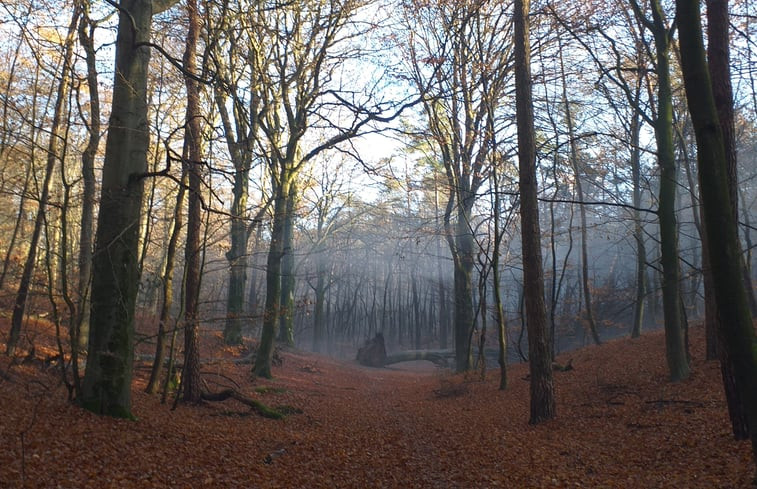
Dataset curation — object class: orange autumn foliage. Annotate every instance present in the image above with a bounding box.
[0,318,753,488]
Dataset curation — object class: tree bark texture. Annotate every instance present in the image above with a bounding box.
[705,0,749,440]
[677,0,757,467]
[514,0,555,424]
[278,184,297,347]
[254,177,291,378]
[81,0,155,418]
[648,0,689,381]
[452,201,475,373]
[181,0,203,404]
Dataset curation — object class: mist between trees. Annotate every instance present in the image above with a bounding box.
[0,0,756,449]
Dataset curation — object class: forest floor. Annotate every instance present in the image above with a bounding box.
[0,318,754,488]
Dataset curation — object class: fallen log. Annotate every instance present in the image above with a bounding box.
[383,350,453,367]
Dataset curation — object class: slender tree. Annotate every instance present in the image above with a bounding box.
[514,0,555,423]
[401,0,512,372]
[557,36,601,346]
[145,170,186,394]
[181,0,203,404]
[6,7,79,356]
[74,0,101,352]
[629,0,689,381]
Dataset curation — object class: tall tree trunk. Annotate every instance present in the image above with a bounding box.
[647,0,690,381]
[412,275,422,350]
[217,85,253,345]
[278,183,297,346]
[451,199,475,372]
[76,2,100,352]
[181,0,203,404]
[247,225,262,318]
[254,176,290,378]
[630,101,646,339]
[514,0,555,424]
[705,0,749,440]
[145,170,186,394]
[223,188,249,345]
[81,0,178,417]
[492,161,508,390]
[434,173,448,351]
[312,254,327,353]
[676,0,757,472]
[6,8,78,356]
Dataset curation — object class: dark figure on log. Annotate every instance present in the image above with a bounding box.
[357,333,387,367]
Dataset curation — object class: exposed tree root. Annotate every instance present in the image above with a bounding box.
[200,389,286,419]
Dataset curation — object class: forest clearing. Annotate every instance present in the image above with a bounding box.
[0,318,752,488]
[1,0,757,487]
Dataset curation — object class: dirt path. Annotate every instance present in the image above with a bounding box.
[1,324,755,488]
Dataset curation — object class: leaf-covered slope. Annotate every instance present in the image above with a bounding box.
[0,320,752,488]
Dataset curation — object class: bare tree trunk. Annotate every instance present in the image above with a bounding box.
[145,170,186,394]
[630,99,646,339]
[632,0,690,381]
[705,0,749,440]
[451,200,475,372]
[223,191,250,345]
[254,176,290,378]
[433,173,448,350]
[492,162,508,390]
[412,275,422,351]
[278,183,297,346]
[677,0,757,472]
[75,1,101,352]
[82,0,179,418]
[514,0,555,424]
[181,0,203,404]
[312,254,328,353]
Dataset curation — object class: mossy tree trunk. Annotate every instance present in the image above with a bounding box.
[222,151,251,346]
[704,0,749,440]
[254,176,291,378]
[449,196,475,373]
[81,0,179,417]
[630,0,689,381]
[676,0,757,470]
[278,182,298,347]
